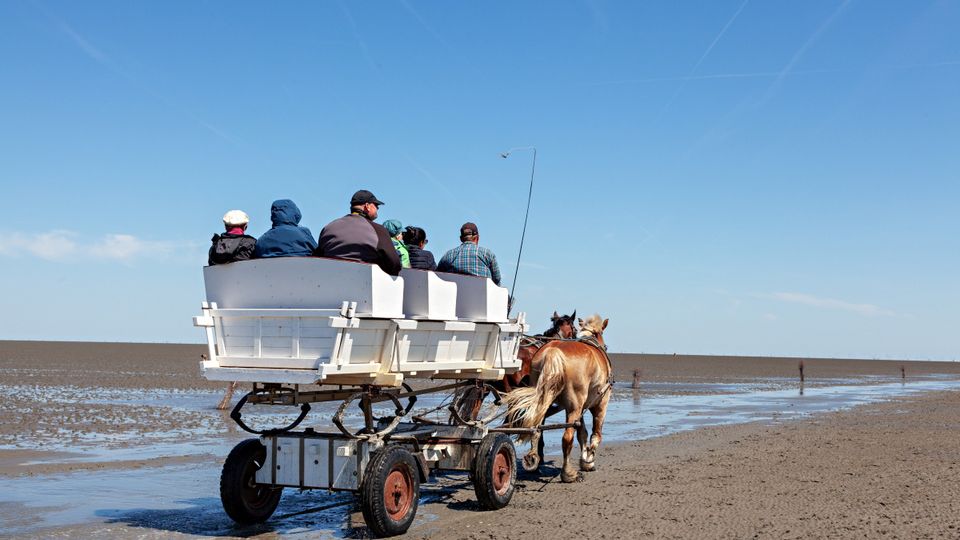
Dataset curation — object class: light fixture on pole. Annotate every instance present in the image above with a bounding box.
[500,146,537,314]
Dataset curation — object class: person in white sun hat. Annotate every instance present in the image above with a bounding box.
[208,209,257,265]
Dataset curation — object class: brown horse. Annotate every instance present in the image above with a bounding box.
[499,310,577,393]
[456,311,578,423]
[503,314,612,483]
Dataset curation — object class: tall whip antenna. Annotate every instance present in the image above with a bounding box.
[500,146,537,315]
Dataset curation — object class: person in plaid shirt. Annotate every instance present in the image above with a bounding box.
[437,222,502,285]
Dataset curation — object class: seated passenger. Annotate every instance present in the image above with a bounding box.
[314,190,402,276]
[208,210,256,265]
[437,222,501,285]
[253,199,317,258]
[403,226,436,271]
[382,219,411,268]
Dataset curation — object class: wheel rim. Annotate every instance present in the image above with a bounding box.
[384,467,413,521]
[241,456,275,510]
[492,448,513,496]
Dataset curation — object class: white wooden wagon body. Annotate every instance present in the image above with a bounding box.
[193,257,527,387]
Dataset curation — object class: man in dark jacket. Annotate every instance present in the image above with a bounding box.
[315,190,402,276]
[253,199,318,258]
[208,209,257,265]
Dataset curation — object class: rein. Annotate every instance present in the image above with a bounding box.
[577,332,615,389]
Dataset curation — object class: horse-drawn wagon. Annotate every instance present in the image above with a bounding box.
[194,257,541,536]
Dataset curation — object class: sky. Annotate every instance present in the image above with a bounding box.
[1,1,958,359]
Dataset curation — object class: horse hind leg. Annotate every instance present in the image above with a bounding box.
[577,415,593,472]
[582,391,611,471]
[561,408,585,483]
[522,430,543,473]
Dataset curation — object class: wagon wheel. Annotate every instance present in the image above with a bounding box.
[360,446,420,537]
[472,433,516,510]
[449,384,502,426]
[220,438,282,524]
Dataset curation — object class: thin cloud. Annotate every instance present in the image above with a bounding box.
[0,230,196,263]
[0,230,79,261]
[770,292,895,317]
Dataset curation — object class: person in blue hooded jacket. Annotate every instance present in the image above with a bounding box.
[253,199,318,258]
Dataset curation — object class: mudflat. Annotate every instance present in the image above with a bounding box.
[2,340,959,538]
[418,389,960,539]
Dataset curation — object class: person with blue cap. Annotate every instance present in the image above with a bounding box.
[314,190,402,276]
[382,219,410,268]
[253,199,317,258]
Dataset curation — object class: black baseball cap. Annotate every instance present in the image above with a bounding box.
[351,189,385,206]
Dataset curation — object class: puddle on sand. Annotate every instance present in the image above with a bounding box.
[0,460,448,538]
[2,377,959,537]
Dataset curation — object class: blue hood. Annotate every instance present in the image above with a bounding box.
[254,199,317,258]
[271,199,302,227]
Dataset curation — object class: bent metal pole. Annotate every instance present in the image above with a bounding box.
[500,146,537,316]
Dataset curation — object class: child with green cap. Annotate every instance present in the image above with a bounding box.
[382,219,410,268]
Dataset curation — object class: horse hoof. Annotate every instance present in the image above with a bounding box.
[562,471,583,483]
[580,460,596,472]
[522,454,541,472]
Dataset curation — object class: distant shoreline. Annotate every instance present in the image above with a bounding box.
[0,338,955,363]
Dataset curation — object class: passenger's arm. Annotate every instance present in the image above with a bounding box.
[236,238,256,261]
[313,228,325,257]
[488,251,502,286]
[302,228,318,252]
[373,225,402,276]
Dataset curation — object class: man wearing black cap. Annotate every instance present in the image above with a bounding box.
[437,222,502,285]
[314,190,402,276]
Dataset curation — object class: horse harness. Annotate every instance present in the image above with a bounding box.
[578,334,615,399]
[521,332,615,399]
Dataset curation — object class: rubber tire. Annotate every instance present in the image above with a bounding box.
[220,438,283,525]
[360,446,420,537]
[472,433,517,510]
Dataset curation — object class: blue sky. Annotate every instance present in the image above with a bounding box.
[1,1,958,359]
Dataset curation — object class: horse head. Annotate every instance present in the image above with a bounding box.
[577,314,609,348]
[549,309,577,339]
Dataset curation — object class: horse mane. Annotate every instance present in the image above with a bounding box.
[541,319,564,338]
[541,312,574,338]
[577,314,605,338]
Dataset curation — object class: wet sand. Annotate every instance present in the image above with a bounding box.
[2,340,960,538]
[418,389,960,539]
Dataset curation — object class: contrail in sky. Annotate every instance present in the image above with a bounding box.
[586,61,960,86]
[656,0,750,119]
[337,0,379,72]
[402,153,479,218]
[398,0,451,50]
[37,5,245,148]
[756,0,855,108]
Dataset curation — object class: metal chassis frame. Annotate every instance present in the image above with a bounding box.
[232,379,578,493]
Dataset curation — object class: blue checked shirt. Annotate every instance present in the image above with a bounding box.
[437,242,502,285]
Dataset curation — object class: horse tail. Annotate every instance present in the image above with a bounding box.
[503,347,566,443]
